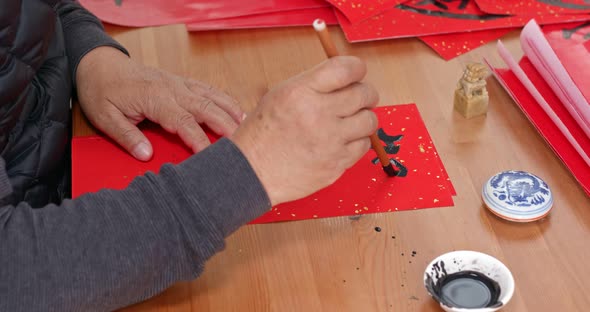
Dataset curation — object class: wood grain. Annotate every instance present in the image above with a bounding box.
[73,24,590,312]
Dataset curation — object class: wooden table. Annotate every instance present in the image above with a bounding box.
[73,24,590,312]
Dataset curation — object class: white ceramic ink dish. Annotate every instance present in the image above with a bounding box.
[424,250,515,312]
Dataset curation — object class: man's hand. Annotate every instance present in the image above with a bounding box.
[76,47,244,161]
[231,56,379,206]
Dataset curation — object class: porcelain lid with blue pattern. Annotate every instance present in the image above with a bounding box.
[482,170,553,222]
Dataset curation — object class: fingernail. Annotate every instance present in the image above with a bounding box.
[241,112,247,121]
[132,142,152,161]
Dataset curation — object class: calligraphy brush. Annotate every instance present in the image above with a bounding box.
[312,19,397,177]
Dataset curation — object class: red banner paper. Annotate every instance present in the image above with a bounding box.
[420,28,515,60]
[337,0,590,42]
[488,58,590,196]
[543,22,590,103]
[325,0,404,24]
[79,0,329,27]
[186,7,337,31]
[72,104,455,223]
[475,0,590,16]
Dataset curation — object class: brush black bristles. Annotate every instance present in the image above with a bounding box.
[382,163,398,177]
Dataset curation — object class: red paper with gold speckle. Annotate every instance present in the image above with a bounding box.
[337,0,590,42]
[475,0,590,16]
[419,28,515,60]
[72,104,455,223]
[325,0,405,24]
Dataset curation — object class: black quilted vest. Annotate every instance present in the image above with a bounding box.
[0,0,71,207]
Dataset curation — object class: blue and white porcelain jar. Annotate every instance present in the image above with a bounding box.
[482,170,553,222]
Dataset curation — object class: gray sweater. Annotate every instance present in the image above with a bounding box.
[1,2,271,311]
[0,138,271,311]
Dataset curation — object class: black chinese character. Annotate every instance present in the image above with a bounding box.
[416,0,469,10]
[538,0,590,10]
[371,128,408,177]
[396,0,506,20]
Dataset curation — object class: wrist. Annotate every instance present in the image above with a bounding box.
[76,46,129,88]
[230,132,281,207]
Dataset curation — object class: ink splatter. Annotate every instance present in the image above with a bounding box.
[375,227,382,232]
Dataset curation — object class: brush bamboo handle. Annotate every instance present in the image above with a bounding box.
[370,133,391,166]
[313,19,390,168]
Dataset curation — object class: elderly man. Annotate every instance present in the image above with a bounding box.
[0,1,379,311]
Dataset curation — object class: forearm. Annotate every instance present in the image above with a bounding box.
[0,138,270,311]
[56,0,129,89]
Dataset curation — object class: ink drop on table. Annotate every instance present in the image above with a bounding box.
[435,271,501,309]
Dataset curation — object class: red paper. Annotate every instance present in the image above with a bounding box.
[325,0,404,24]
[186,7,337,31]
[488,58,590,196]
[79,0,329,27]
[475,0,590,16]
[72,104,454,223]
[336,0,590,42]
[543,22,590,102]
[420,28,515,60]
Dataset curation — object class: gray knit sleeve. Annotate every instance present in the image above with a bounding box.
[0,138,271,311]
[56,0,130,89]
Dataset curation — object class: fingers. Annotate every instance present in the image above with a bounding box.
[154,104,212,152]
[339,109,379,142]
[330,82,379,117]
[185,97,239,137]
[176,117,211,153]
[152,82,240,149]
[306,56,367,93]
[99,109,153,161]
[186,79,245,122]
[344,137,371,168]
